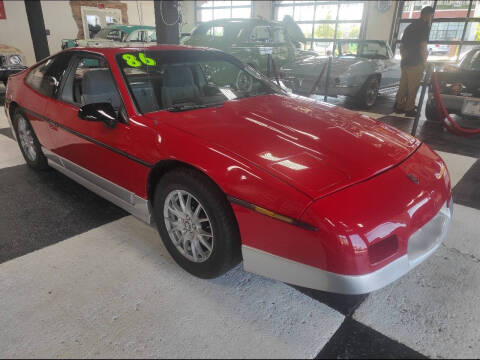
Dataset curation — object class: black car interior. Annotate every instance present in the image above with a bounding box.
[80,69,122,110]
[125,63,240,113]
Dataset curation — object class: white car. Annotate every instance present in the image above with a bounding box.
[280,40,401,108]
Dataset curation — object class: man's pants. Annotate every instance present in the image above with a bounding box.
[395,63,424,112]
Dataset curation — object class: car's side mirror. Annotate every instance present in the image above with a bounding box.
[78,103,118,129]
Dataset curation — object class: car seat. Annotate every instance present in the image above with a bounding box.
[81,69,122,109]
[161,66,200,107]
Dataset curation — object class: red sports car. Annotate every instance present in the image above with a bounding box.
[4,46,452,294]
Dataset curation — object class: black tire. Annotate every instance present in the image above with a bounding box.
[153,167,241,279]
[357,76,380,108]
[13,109,49,170]
[425,100,441,122]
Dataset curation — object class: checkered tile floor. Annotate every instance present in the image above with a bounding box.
[1,100,480,358]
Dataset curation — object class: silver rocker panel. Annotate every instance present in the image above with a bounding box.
[43,148,152,224]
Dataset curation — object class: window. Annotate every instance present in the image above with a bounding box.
[251,26,271,42]
[470,50,480,70]
[94,28,126,41]
[191,22,243,40]
[116,50,280,113]
[72,57,120,108]
[196,0,252,22]
[337,41,389,59]
[58,55,122,112]
[26,53,73,98]
[127,30,144,42]
[208,26,225,37]
[394,0,480,62]
[274,1,365,52]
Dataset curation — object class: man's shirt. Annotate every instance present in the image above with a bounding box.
[401,18,429,67]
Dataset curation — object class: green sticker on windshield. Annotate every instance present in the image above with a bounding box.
[122,52,156,67]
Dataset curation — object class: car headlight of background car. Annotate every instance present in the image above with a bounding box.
[9,55,22,65]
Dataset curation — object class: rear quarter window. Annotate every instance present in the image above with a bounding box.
[25,53,73,98]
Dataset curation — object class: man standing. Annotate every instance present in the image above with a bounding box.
[395,6,435,117]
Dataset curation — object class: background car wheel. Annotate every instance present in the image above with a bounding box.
[357,76,380,108]
[425,100,441,122]
[153,167,241,279]
[13,109,49,170]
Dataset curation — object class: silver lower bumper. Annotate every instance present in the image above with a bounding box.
[243,199,453,295]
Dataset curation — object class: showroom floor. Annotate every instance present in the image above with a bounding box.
[1,89,480,358]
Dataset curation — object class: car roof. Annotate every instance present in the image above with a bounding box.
[104,24,156,33]
[197,18,281,27]
[67,44,222,56]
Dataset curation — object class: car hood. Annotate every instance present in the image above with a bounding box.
[150,95,420,199]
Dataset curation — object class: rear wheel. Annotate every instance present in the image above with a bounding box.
[153,167,241,279]
[13,109,49,170]
[357,76,380,108]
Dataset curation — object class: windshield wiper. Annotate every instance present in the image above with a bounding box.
[166,103,223,112]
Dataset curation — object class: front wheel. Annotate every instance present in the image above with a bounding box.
[357,76,380,108]
[153,167,241,279]
[13,109,49,170]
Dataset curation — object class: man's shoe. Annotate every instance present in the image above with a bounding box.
[405,109,417,117]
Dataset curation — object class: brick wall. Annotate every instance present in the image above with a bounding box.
[69,0,128,39]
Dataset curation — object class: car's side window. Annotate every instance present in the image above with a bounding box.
[59,55,122,111]
[468,50,480,71]
[250,26,271,43]
[25,53,73,98]
[128,30,144,42]
[207,26,224,38]
[146,30,156,42]
[105,29,124,42]
[272,27,286,43]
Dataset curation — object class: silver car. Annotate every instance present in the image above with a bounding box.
[426,47,480,121]
[280,40,400,108]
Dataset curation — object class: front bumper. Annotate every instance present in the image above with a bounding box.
[281,76,360,97]
[237,142,452,294]
[0,66,26,81]
[243,198,452,295]
[429,93,480,117]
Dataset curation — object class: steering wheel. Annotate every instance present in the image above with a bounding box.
[235,70,253,93]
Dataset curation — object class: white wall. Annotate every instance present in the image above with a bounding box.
[252,1,272,19]
[124,0,155,26]
[41,0,77,57]
[180,1,196,33]
[364,1,398,43]
[0,0,35,66]
[42,1,157,56]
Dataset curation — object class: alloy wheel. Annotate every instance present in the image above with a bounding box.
[365,79,379,107]
[163,190,214,263]
[17,116,37,162]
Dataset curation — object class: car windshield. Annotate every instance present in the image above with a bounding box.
[337,41,388,59]
[94,28,124,41]
[116,50,282,114]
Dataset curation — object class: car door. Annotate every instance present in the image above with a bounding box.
[22,52,73,150]
[44,52,144,197]
[379,43,400,88]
